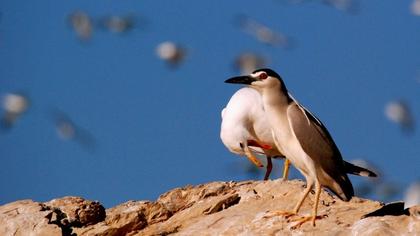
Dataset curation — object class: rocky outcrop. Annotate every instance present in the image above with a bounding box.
[1,179,419,235]
[0,197,104,236]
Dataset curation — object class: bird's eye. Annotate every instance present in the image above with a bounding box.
[259,73,268,80]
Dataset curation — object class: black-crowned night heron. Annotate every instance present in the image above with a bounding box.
[225,68,376,227]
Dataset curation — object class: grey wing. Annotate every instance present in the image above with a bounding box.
[287,102,354,201]
[287,102,341,167]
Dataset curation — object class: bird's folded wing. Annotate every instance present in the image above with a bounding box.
[286,102,343,171]
[287,102,356,201]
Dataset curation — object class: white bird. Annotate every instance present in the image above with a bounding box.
[404,181,420,208]
[411,0,420,16]
[225,68,376,227]
[50,110,96,152]
[99,14,136,34]
[68,11,92,41]
[220,87,290,180]
[234,52,267,75]
[1,92,29,130]
[385,100,415,134]
[156,41,186,67]
[234,14,293,49]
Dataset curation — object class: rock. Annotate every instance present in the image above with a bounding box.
[0,200,62,236]
[1,180,419,235]
[0,196,106,236]
[74,200,172,236]
[45,196,105,227]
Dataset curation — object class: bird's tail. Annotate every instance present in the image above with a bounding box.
[328,161,377,202]
[343,161,377,177]
[327,173,354,202]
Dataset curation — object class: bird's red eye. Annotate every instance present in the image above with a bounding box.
[259,73,268,80]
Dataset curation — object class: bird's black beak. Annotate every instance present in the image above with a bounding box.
[224,75,256,85]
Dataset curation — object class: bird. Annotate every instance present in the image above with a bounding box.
[1,92,30,131]
[234,14,294,49]
[385,100,415,134]
[225,68,377,227]
[68,10,93,41]
[50,109,96,152]
[404,181,420,208]
[156,41,187,67]
[98,14,137,34]
[234,52,267,75]
[220,87,290,180]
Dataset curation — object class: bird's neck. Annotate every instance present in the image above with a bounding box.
[259,86,293,154]
[260,86,291,110]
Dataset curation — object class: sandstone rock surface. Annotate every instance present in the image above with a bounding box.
[1,179,419,235]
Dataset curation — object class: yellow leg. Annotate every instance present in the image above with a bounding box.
[290,181,324,228]
[292,181,313,214]
[264,181,313,219]
[244,145,263,168]
[312,181,321,226]
[282,159,290,180]
[264,156,273,180]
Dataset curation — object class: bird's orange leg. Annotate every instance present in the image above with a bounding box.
[264,181,313,219]
[282,159,290,180]
[243,144,263,168]
[290,181,325,228]
[264,156,273,180]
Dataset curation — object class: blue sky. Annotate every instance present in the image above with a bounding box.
[1,0,419,207]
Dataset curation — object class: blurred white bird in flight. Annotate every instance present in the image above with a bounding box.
[1,92,29,130]
[68,10,92,41]
[234,52,267,75]
[404,181,420,208]
[220,87,290,180]
[385,100,415,134]
[156,41,187,67]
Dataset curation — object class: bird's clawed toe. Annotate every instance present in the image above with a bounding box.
[263,210,327,228]
[263,210,297,219]
[289,214,327,229]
